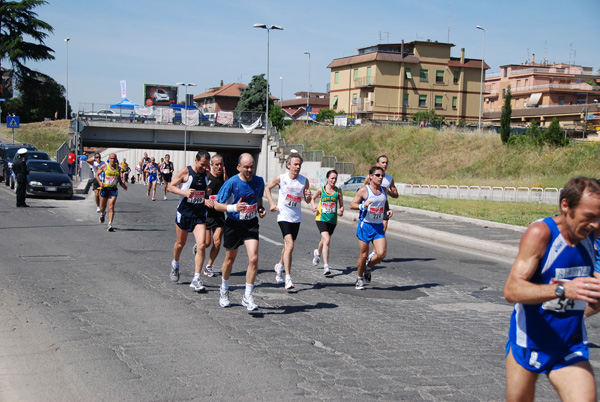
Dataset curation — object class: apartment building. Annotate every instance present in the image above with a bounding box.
[483,60,600,128]
[193,81,247,114]
[327,40,487,123]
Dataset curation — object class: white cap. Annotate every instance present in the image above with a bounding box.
[290,148,298,154]
[17,148,28,154]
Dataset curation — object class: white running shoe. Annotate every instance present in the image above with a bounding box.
[323,264,331,276]
[285,277,294,290]
[355,278,365,290]
[274,263,284,285]
[219,288,230,307]
[96,206,101,213]
[204,265,215,277]
[242,294,258,311]
[107,224,114,232]
[170,260,180,282]
[312,249,321,266]
[163,196,167,200]
[190,278,205,292]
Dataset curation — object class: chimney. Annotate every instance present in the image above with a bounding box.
[220,80,224,87]
[460,48,465,64]
[401,40,404,57]
[532,54,535,64]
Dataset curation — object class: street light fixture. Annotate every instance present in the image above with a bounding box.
[175,82,196,163]
[304,51,310,124]
[279,76,283,106]
[65,37,70,120]
[254,23,283,182]
[476,25,485,131]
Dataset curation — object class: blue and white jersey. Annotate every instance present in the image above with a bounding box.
[508,217,595,350]
[359,185,387,225]
[217,174,264,222]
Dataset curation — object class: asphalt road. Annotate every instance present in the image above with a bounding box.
[1,182,599,401]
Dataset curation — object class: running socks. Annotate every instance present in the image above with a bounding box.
[245,283,254,298]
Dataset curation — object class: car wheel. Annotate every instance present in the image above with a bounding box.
[4,171,9,186]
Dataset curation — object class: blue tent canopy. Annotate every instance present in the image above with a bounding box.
[170,103,198,111]
[110,98,140,109]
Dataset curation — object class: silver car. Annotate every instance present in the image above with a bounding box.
[339,176,366,192]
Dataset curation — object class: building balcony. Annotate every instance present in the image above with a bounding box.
[510,83,597,93]
[354,76,376,88]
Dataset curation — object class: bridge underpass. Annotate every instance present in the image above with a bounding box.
[74,120,268,179]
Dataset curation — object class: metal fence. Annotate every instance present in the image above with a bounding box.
[398,183,561,205]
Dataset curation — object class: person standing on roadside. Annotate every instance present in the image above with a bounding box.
[214,153,266,311]
[95,153,128,232]
[161,154,174,200]
[167,149,211,292]
[13,148,29,208]
[265,152,312,290]
[350,166,391,290]
[144,156,161,201]
[311,169,344,276]
[504,176,600,402]
[87,153,106,213]
[67,149,76,179]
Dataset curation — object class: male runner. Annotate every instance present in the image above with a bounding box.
[87,153,106,213]
[350,166,392,289]
[265,152,311,290]
[504,176,600,402]
[95,153,128,232]
[140,152,150,184]
[202,154,226,277]
[214,153,266,311]
[168,149,211,292]
[161,154,174,200]
[144,157,161,201]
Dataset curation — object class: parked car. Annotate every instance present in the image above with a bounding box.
[339,176,366,192]
[8,151,51,188]
[0,143,37,185]
[23,160,73,199]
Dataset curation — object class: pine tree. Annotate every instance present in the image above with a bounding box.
[500,87,512,144]
[544,117,567,146]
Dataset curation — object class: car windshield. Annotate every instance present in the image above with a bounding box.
[5,148,20,160]
[28,161,65,174]
[27,153,50,160]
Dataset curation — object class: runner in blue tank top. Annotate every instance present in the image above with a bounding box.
[504,176,600,402]
[167,149,212,293]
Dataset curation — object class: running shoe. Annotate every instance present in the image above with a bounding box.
[99,213,105,223]
[355,278,365,290]
[219,288,230,307]
[366,251,376,266]
[204,264,215,277]
[190,277,205,292]
[96,206,101,213]
[107,224,114,232]
[312,249,321,266]
[285,277,294,290]
[323,264,331,276]
[274,263,284,285]
[170,260,180,282]
[152,197,156,201]
[163,196,167,200]
[193,244,197,256]
[364,267,372,283]
[242,294,258,311]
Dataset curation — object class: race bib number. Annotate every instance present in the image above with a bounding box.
[322,201,336,214]
[239,204,257,220]
[542,279,586,313]
[285,194,302,208]
[162,168,170,174]
[209,195,218,201]
[105,176,117,186]
[368,206,384,220]
[187,190,205,204]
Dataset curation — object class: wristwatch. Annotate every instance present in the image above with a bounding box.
[555,283,566,300]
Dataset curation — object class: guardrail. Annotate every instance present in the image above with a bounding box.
[398,183,561,205]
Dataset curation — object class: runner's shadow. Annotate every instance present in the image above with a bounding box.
[117,228,166,232]
[381,257,436,263]
[247,302,338,317]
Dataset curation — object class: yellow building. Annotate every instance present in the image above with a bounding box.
[327,41,487,123]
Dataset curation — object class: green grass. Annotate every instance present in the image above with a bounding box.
[0,120,69,158]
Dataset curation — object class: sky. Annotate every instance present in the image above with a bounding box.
[25,0,600,111]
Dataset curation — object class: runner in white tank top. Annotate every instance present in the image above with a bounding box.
[265,153,312,290]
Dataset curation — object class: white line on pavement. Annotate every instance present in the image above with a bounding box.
[259,234,284,247]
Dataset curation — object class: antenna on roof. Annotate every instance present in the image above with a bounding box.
[447,2,450,43]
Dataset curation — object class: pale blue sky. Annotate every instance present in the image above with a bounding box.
[27,0,600,110]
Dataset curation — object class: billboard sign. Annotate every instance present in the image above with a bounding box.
[143,84,178,106]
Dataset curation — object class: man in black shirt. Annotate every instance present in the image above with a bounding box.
[200,154,226,277]
[13,148,29,207]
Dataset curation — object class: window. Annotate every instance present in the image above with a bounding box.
[420,69,428,82]
[435,95,443,108]
[419,95,427,108]
[332,95,338,109]
[353,69,359,80]
[367,66,372,85]
[503,68,508,78]
[352,93,357,104]
[405,68,412,80]
[502,89,506,98]
[452,97,457,109]
[558,96,565,106]
[334,72,339,84]
[436,70,444,84]
[403,93,409,106]
[453,71,459,84]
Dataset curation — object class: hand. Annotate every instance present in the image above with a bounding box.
[185,188,195,198]
[565,277,600,303]
[363,200,373,208]
[387,210,393,218]
[269,203,278,212]
[304,188,312,198]
[258,206,266,218]
[338,209,344,216]
[237,201,247,212]
[205,198,214,209]
[312,206,317,213]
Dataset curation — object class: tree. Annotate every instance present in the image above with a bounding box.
[500,86,512,144]
[544,117,568,146]
[235,74,272,113]
[411,110,445,126]
[0,0,54,83]
[525,121,544,146]
[317,108,335,123]
[269,104,285,132]
[4,71,68,122]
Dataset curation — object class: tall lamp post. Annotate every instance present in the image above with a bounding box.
[279,76,283,106]
[254,23,283,182]
[65,37,70,120]
[175,82,196,163]
[304,51,310,124]
[476,25,485,131]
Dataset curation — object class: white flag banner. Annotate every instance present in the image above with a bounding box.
[120,80,127,98]
[183,109,199,126]
[217,111,233,125]
[242,116,261,133]
[134,106,153,117]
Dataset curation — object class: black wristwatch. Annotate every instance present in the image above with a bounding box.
[555,283,566,300]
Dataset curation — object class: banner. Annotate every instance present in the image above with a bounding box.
[120,80,127,99]
[217,111,233,125]
[143,84,178,106]
[183,109,199,126]
[242,116,261,133]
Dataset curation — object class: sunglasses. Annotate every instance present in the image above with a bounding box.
[372,173,383,177]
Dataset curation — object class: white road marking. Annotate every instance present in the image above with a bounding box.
[259,234,284,246]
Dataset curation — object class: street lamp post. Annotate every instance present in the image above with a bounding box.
[280,76,283,106]
[65,37,70,120]
[254,23,283,182]
[304,51,310,124]
[175,82,196,163]
[476,25,485,131]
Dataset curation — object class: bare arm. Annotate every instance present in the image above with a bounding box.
[311,188,322,213]
[350,187,368,210]
[303,180,311,204]
[264,175,280,212]
[167,167,193,198]
[95,164,106,187]
[337,187,344,216]
[387,178,398,198]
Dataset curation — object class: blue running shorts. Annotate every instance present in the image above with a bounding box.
[356,221,385,243]
[100,186,118,198]
[506,340,589,374]
[176,211,206,232]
